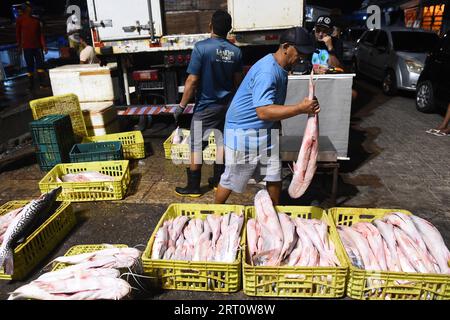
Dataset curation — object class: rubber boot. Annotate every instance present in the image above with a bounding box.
[175,168,202,197]
[208,164,224,190]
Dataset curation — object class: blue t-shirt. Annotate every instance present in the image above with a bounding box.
[187,37,243,112]
[224,54,288,151]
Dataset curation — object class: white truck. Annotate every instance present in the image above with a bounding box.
[85,0,304,107]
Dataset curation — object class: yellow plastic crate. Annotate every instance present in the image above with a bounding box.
[30,94,88,141]
[51,244,128,271]
[142,203,245,293]
[163,129,216,162]
[243,206,348,298]
[38,160,130,202]
[82,131,145,159]
[0,200,76,280]
[329,207,450,300]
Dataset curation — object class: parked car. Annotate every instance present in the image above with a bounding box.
[415,31,450,113]
[353,27,439,95]
[341,26,366,62]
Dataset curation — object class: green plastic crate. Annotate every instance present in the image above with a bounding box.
[69,141,123,163]
[30,115,75,171]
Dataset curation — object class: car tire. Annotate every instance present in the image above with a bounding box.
[382,70,398,96]
[415,80,436,113]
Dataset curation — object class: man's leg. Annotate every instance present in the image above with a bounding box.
[214,184,232,204]
[437,102,450,133]
[34,49,48,88]
[266,181,282,205]
[175,115,204,197]
[23,49,35,89]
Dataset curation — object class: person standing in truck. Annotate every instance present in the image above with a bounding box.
[173,10,243,198]
[15,2,48,89]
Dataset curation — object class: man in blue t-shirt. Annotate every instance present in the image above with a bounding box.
[214,27,321,205]
[174,10,243,197]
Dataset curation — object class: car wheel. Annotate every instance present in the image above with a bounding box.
[416,80,436,113]
[382,70,398,96]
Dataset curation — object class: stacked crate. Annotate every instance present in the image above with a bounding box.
[30,114,75,171]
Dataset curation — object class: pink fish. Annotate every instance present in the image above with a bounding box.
[373,219,401,272]
[167,216,189,247]
[278,213,298,261]
[206,214,221,248]
[246,219,259,264]
[288,71,319,199]
[394,228,430,273]
[338,225,380,270]
[253,190,284,266]
[151,224,169,260]
[411,215,450,274]
[352,222,388,271]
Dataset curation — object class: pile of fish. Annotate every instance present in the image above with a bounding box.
[56,171,115,183]
[338,212,450,274]
[151,212,244,263]
[171,127,189,145]
[8,245,142,300]
[0,187,62,275]
[247,190,340,267]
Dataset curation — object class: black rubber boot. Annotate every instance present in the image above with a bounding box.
[208,164,224,189]
[175,168,202,197]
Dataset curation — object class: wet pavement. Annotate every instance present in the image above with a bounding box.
[0,76,449,299]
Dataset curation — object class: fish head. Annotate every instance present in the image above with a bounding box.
[39,187,62,203]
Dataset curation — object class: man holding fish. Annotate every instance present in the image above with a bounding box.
[215,27,321,205]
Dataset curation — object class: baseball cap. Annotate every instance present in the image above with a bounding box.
[315,15,334,29]
[279,27,315,55]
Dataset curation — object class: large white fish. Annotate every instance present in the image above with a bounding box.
[288,71,319,199]
[385,213,436,272]
[338,225,380,270]
[411,215,450,274]
[278,213,298,261]
[253,190,284,266]
[394,228,429,273]
[151,223,169,260]
[61,171,115,183]
[0,187,62,275]
[246,218,260,265]
[373,219,401,271]
[352,222,388,271]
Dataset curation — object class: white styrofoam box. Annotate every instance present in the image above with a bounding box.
[49,63,119,102]
[86,118,120,137]
[81,101,117,128]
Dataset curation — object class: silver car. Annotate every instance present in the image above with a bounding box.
[354,27,439,95]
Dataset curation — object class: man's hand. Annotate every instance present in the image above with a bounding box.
[43,47,48,54]
[173,104,185,123]
[319,35,334,51]
[298,97,320,115]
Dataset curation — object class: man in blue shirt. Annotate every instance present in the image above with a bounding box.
[215,27,321,205]
[174,10,243,197]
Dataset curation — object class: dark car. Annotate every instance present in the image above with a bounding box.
[416,31,450,113]
[342,27,366,62]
